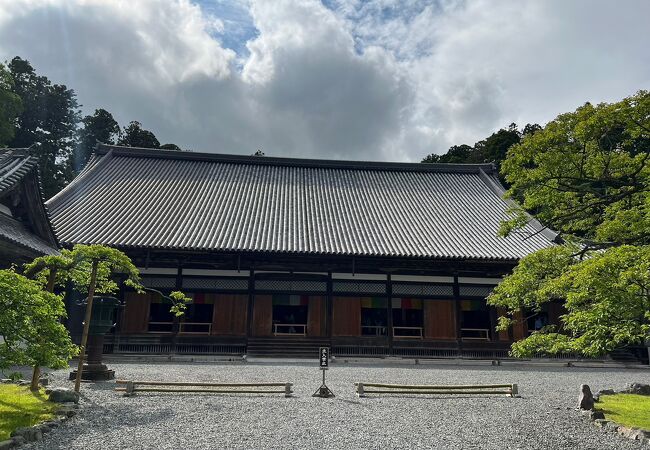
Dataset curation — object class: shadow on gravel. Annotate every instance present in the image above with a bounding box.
[112,393,295,399]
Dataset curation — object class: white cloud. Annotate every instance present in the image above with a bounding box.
[0,0,648,161]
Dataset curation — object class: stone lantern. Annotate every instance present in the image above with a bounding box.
[69,296,120,381]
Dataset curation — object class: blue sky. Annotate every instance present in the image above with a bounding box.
[193,1,258,59]
[0,0,648,161]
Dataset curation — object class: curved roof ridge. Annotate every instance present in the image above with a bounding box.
[94,143,497,174]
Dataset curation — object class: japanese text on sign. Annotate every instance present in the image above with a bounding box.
[319,347,329,369]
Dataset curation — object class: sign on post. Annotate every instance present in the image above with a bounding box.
[312,347,334,398]
[319,347,329,370]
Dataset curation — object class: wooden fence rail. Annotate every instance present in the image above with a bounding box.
[355,382,518,398]
[115,379,293,397]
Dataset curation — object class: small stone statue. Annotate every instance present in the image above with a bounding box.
[578,384,594,410]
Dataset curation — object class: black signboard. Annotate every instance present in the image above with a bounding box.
[319,347,329,369]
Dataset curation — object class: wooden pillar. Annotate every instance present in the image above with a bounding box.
[453,273,462,354]
[489,306,498,341]
[386,274,393,355]
[246,265,255,337]
[171,264,182,354]
[113,277,126,353]
[326,272,333,338]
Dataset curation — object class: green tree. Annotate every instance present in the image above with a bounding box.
[117,121,160,148]
[71,108,120,173]
[422,144,473,163]
[25,245,190,391]
[421,123,541,169]
[500,91,650,245]
[0,63,22,146]
[7,57,80,197]
[490,91,650,357]
[0,269,78,381]
[160,143,181,151]
[473,123,522,170]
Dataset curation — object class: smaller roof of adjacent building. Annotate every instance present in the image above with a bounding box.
[0,149,58,258]
[47,144,558,261]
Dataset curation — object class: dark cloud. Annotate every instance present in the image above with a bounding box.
[0,0,648,161]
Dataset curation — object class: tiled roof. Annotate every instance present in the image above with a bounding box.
[0,213,59,255]
[0,148,59,256]
[0,148,39,195]
[46,144,558,260]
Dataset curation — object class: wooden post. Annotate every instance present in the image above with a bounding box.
[511,383,519,397]
[326,272,333,338]
[386,274,393,356]
[125,380,135,397]
[74,261,99,393]
[246,267,255,337]
[284,383,292,398]
[170,263,183,355]
[453,273,462,356]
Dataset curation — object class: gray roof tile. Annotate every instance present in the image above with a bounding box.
[0,214,59,255]
[0,148,59,255]
[47,145,557,260]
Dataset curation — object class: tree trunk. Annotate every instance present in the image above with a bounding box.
[31,270,58,391]
[74,261,99,393]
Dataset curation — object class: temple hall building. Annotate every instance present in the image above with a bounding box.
[47,144,563,358]
[0,149,58,266]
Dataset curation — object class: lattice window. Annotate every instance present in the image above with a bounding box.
[392,283,454,297]
[255,279,327,293]
[182,277,248,291]
[141,276,177,289]
[333,281,386,294]
[459,285,494,298]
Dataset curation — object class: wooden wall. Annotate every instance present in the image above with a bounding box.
[512,309,527,341]
[332,297,361,336]
[120,292,152,334]
[307,296,326,337]
[252,295,273,336]
[211,294,248,336]
[423,300,456,339]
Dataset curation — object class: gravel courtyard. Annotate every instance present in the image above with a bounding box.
[23,361,650,449]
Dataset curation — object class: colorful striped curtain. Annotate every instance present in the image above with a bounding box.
[391,298,422,309]
[183,293,216,304]
[461,299,485,311]
[360,297,387,308]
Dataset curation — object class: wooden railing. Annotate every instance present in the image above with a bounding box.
[461,328,490,340]
[273,323,307,336]
[147,322,212,334]
[393,326,423,339]
[148,321,174,333]
[116,379,293,397]
[355,382,518,397]
[361,325,387,336]
[178,322,212,334]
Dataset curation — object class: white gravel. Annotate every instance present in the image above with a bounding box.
[21,361,650,449]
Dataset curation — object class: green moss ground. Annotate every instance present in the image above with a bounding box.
[598,394,650,430]
[0,384,57,440]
